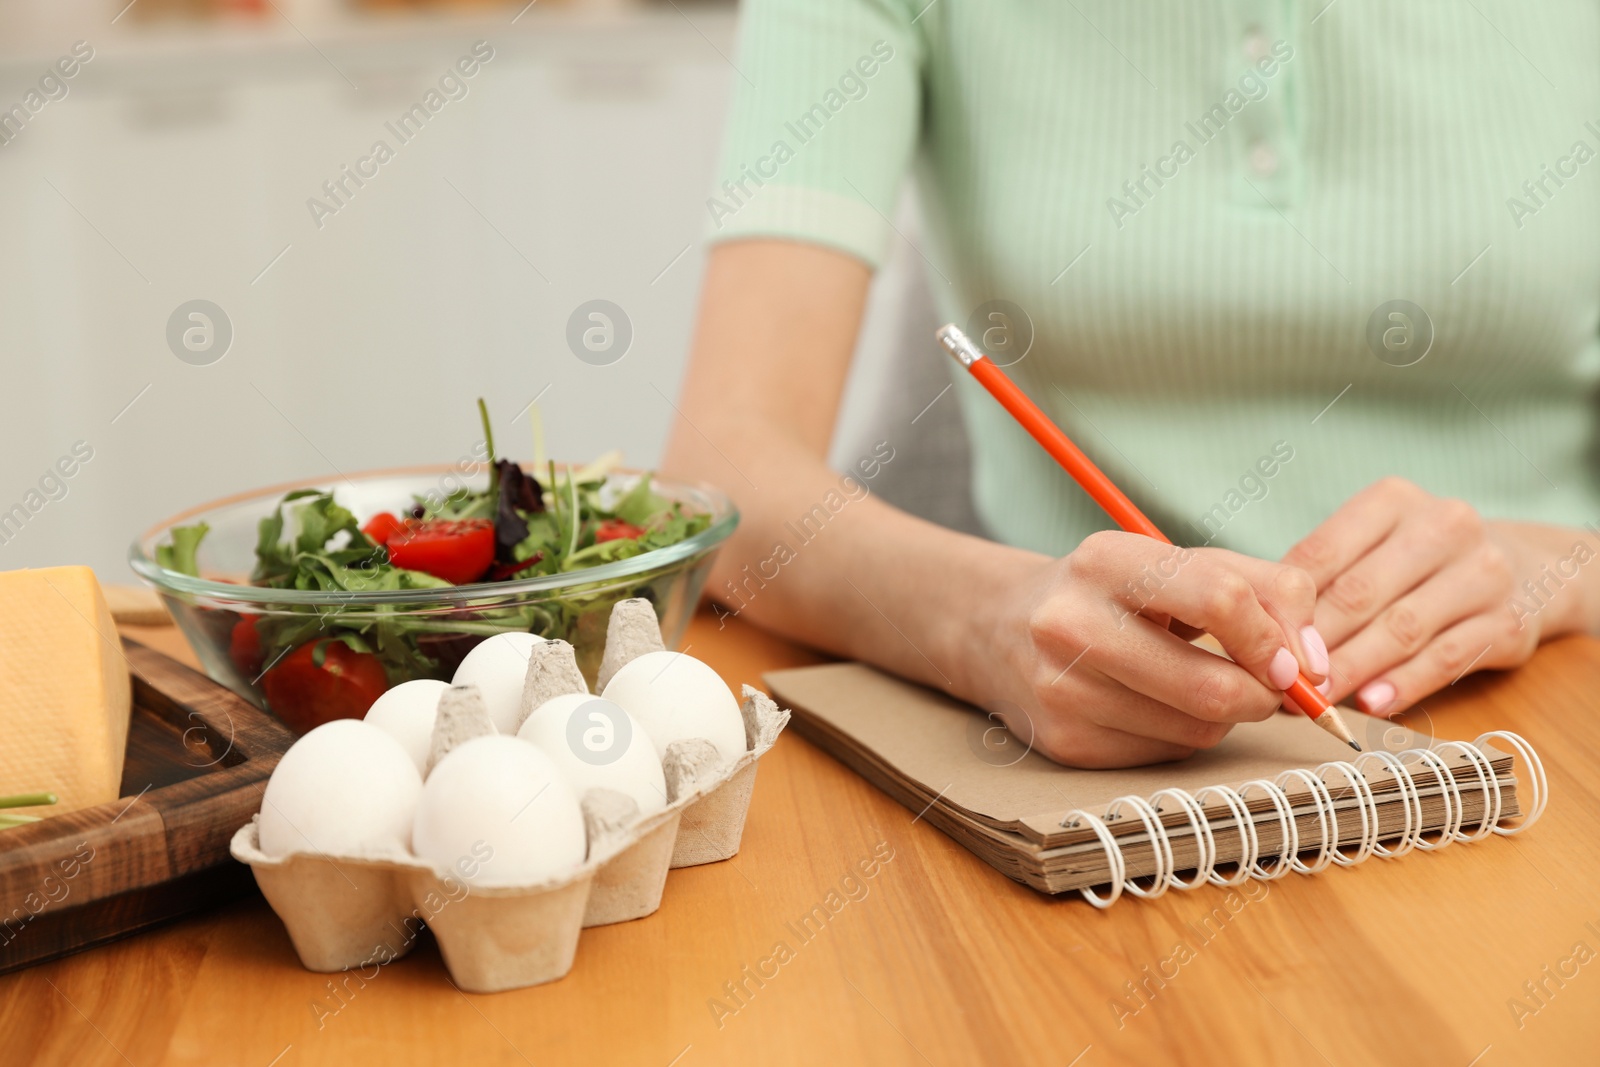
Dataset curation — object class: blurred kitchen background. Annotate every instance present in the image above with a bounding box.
[0,0,972,582]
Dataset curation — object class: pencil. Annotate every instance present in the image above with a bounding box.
[935,323,1359,751]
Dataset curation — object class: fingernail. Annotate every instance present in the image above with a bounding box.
[1358,680,1396,714]
[1300,625,1329,677]
[1268,647,1298,690]
[1318,678,1332,697]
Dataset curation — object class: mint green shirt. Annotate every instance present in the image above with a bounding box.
[706,0,1600,558]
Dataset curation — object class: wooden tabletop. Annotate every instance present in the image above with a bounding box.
[2,607,1596,1067]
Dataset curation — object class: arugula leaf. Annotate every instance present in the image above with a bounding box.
[293,552,447,593]
[291,493,362,555]
[639,508,711,550]
[424,487,494,522]
[155,522,210,576]
[564,466,581,560]
[253,489,345,585]
[561,537,648,570]
[480,397,498,502]
[558,504,709,571]
[512,512,562,569]
[613,473,670,527]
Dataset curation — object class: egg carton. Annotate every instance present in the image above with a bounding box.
[231,681,787,992]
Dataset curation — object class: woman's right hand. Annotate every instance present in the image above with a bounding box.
[664,241,1329,771]
[977,531,1330,768]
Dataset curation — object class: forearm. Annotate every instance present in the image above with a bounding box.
[659,239,1043,700]
[668,419,1043,698]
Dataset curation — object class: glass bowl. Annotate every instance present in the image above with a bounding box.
[129,465,737,734]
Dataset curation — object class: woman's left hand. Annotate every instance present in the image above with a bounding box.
[1280,477,1597,716]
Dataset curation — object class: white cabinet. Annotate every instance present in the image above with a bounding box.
[0,6,737,577]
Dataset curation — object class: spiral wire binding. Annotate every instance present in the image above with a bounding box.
[1059,731,1547,909]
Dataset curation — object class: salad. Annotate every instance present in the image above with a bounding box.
[155,401,711,732]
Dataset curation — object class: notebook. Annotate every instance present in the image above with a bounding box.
[765,663,1547,906]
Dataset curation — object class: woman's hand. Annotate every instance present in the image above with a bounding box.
[1280,477,1597,716]
[981,531,1328,768]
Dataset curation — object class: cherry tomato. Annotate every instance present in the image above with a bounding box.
[260,640,389,735]
[385,519,495,585]
[229,616,264,678]
[595,519,645,543]
[361,511,408,546]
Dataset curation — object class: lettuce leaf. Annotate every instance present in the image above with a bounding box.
[155,522,209,576]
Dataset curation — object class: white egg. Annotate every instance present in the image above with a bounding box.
[451,632,547,733]
[411,735,585,886]
[363,678,450,775]
[259,719,422,860]
[517,694,667,816]
[601,650,747,769]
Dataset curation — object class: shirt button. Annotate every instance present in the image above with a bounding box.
[1249,141,1279,176]
[1243,27,1271,62]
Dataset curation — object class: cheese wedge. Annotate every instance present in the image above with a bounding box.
[0,566,133,814]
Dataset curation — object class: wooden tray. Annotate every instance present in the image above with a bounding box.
[0,639,294,975]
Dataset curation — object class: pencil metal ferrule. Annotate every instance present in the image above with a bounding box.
[936,324,985,368]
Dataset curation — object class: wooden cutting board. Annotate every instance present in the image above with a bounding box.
[0,639,293,975]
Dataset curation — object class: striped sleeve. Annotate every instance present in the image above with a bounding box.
[704,0,924,268]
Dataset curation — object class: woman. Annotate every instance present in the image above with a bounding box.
[662,1,1600,768]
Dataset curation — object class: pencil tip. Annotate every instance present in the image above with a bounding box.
[1348,741,1362,751]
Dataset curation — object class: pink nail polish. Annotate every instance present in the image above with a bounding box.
[1300,625,1329,677]
[1358,680,1397,714]
[1268,647,1298,690]
[1318,678,1332,697]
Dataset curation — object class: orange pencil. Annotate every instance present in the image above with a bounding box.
[935,323,1358,750]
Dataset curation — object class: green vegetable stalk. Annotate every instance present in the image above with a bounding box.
[0,791,57,831]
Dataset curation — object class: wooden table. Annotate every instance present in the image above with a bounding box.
[2,608,1596,1067]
